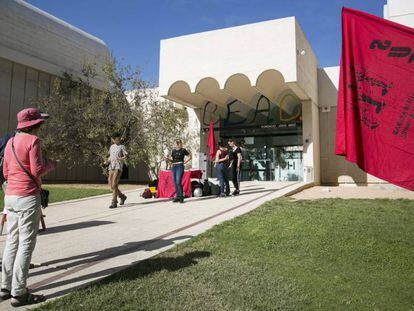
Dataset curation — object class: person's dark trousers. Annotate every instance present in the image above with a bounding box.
[172,164,184,198]
[231,166,240,191]
[216,163,230,195]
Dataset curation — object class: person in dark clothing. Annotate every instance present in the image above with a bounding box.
[0,132,15,187]
[165,140,192,203]
[228,139,242,195]
[214,142,230,197]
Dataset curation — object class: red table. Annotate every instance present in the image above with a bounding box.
[157,170,203,198]
[156,170,187,198]
[189,169,203,179]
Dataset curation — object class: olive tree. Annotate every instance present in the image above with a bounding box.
[139,89,190,179]
[37,57,192,179]
[37,58,147,173]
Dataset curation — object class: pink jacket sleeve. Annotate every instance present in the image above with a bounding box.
[29,138,55,178]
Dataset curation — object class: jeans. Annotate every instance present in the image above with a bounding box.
[2,194,41,296]
[216,163,230,195]
[172,164,184,198]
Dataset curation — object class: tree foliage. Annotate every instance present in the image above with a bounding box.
[37,58,192,179]
[139,90,190,179]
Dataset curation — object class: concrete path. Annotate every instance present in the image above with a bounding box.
[292,184,414,200]
[0,181,309,310]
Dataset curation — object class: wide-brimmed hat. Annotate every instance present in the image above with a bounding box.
[16,108,49,130]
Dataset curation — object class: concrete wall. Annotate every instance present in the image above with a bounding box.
[0,1,148,183]
[0,57,51,133]
[294,20,319,183]
[294,21,318,103]
[160,17,298,95]
[0,0,109,89]
[318,66,386,185]
[384,0,414,28]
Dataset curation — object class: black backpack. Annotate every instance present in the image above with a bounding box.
[0,132,14,183]
[209,182,221,196]
[202,179,211,196]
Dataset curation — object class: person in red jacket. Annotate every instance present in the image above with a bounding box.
[1,108,56,307]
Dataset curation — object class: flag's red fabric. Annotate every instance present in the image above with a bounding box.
[206,120,217,159]
[336,7,414,190]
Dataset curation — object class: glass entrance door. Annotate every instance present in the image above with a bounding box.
[242,147,271,181]
[273,147,303,182]
[241,145,303,182]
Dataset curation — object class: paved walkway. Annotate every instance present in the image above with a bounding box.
[0,181,308,310]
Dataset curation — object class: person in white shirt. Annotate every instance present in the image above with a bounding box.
[105,132,128,209]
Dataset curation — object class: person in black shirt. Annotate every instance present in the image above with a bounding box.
[228,139,242,195]
[165,140,192,203]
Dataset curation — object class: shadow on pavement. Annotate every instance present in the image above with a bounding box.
[112,187,272,207]
[130,187,270,205]
[30,235,193,279]
[38,220,115,235]
[186,188,271,202]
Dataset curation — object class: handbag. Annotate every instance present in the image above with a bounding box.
[11,138,50,208]
[142,188,153,199]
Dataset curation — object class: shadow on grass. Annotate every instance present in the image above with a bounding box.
[35,251,211,299]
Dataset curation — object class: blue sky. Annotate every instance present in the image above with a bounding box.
[27,0,386,85]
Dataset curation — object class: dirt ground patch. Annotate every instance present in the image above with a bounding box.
[292,185,414,200]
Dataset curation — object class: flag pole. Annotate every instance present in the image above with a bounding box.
[206,120,217,179]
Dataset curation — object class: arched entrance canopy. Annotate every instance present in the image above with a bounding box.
[165,69,302,120]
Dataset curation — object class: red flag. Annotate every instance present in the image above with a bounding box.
[336,7,414,190]
[206,120,216,160]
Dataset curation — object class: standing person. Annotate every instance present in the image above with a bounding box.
[1,108,56,307]
[1,132,15,195]
[105,132,128,209]
[165,140,192,203]
[214,142,230,197]
[228,139,242,195]
[0,132,15,187]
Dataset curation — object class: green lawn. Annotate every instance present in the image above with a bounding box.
[1,186,110,210]
[38,198,414,311]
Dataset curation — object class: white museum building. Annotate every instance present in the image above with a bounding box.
[159,0,414,186]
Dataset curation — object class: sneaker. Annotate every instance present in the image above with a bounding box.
[109,202,118,209]
[0,289,11,301]
[232,190,240,196]
[172,197,180,203]
[119,194,127,205]
[10,292,46,307]
[218,193,226,198]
